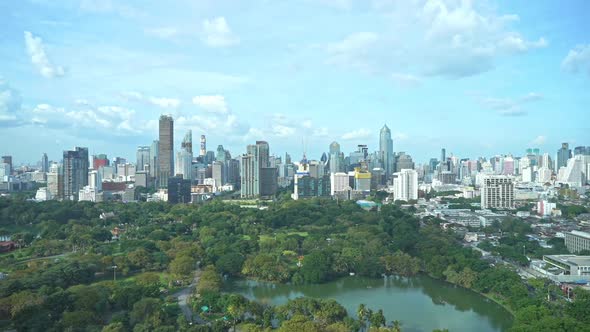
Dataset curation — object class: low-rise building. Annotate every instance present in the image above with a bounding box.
[543,255,590,277]
[565,230,590,253]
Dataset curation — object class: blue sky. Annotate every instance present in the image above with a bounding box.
[0,0,589,165]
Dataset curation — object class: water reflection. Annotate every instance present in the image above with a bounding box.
[225,275,513,332]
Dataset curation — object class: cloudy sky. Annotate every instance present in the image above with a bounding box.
[1,0,589,165]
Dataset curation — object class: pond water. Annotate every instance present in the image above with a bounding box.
[225,275,513,332]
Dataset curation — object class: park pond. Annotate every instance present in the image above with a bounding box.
[225,274,513,332]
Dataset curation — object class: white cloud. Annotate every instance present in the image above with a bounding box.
[201,17,239,47]
[341,128,371,140]
[24,31,65,78]
[478,92,543,116]
[324,0,547,78]
[121,91,181,109]
[531,135,546,145]
[0,79,22,126]
[272,125,296,137]
[31,101,143,135]
[192,95,229,114]
[561,44,590,75]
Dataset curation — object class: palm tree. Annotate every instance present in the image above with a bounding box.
[392,320,402,332]
[357,304,368,332]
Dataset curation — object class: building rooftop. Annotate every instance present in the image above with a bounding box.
[545,255,590,267]
[569,230,590,239]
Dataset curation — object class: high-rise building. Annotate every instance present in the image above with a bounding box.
[167,176,191,204]
[556,143,571,170]
[394,152,414,172]
[182,130,193,154]
[1,156,12,175]
[330,172,350,196]
[47,162,62,200]
[88,169,102,191]
[63,147,89,200]
[574,146,589,156]
[212,161,224,190]
[379,125,394,178]
[158,115,174,188]
[41,153,49,173]
[557,155,587,187]
[150,140,159,178]
[440,148,446,164]
[329,141,343,174]
[240,154,255,197]
[481,175,514,209]
[136,146,151,172]
[93,154,109,170]
[200,135,207,157]
[117,163,136,182]
[393,169,418,202]
[540,153,553,171]
[175,151,193,180]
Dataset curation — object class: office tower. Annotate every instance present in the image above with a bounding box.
[537,167,552,184]
[150,140,159,178]
[205,151,215,165]
[502,157,515,175]
[440,148,446,164]
[117,163,136,182]
[1,156,12,175]
[330,172,349,195]
[158,115,174,188]
[240,154,255,197]
[216,145,227,162]
[0,163,9,179]
[175,151,193,180]
[47,162,62,199]
[88,169,102,191]
[521,167,534,183]
[136,146,151,172]
[540,153,553,171]
[167,176,191,204]
[481,175,514,209]
[93,154,109,170]
[212,161,224,190]
[393,169,418,202]
[329,141,342,174]
[573,146,588,156]
[63,147,89,200]
[285,153,292,165]
[353,162,371,192]
[200,135,206,157]
[181,130,193,154]
[41,153,49,173]
[556,143,571,170]
[394,152,415,172]
[240,141,275,198]
[379,124,394,178]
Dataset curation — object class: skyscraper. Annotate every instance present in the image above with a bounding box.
[240,141,274,198]
[63,147,89,200]
[556,142,571,170]
[47,162,62,200]
[150,140,159,178]
[158,115,174,188]
[41,153,49,173]
[379,125,394,178]
[1,156,12,175]
[329,141,342,174]
[93,154,109,170]
[181,130,193,154]
[200,135,206,157]
[136,146,151,172]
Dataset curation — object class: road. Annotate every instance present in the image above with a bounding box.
[172,269,206,325]
[468,243,543,279]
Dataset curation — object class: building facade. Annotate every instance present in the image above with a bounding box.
[565,231,590,253]
[481,175,514,209]
[158,115,174,188]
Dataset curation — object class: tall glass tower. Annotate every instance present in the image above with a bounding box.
[379,125,394,178]
[158,115,174,188]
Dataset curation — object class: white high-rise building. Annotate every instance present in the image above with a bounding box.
[330,172,349,196]
[537,166,552,184]
[521,166,534,183]
[47,163,62,199]
[117,163,136,182]
[481,175,514,209]
[557,155,586,188]
[392,169,418,202]
[88,169,102,191]
[541,153,553,171]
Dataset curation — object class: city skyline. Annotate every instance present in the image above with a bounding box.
[1,1,589,163]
